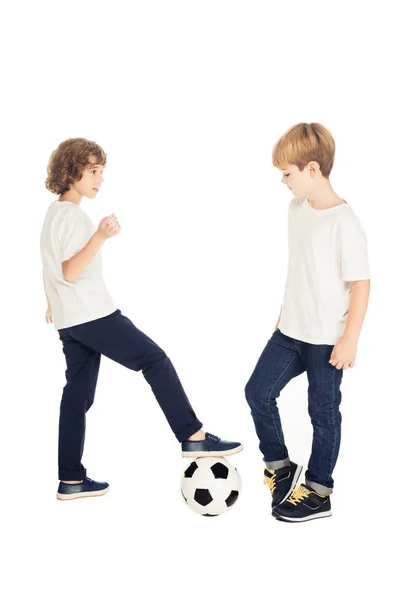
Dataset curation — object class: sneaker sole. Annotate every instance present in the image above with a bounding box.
[275,464,303,507]
[181,445,243,458]
[272,510,332,522]
[56,486,110,501]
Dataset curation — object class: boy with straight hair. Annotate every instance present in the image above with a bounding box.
[245,122,370,522]
[40,137,242,501]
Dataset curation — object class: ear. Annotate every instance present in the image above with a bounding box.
[308,161,321,177]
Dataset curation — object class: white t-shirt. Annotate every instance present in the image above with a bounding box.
[279,196,370,345]
[40,200,117,330]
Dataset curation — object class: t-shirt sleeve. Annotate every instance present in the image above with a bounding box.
[57,210,85,262]
[337,216,371,281]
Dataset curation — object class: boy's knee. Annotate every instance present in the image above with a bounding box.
[154,348,168,363]
[142,347,168,372]
[244,378,256,406]
[245,376,280,415]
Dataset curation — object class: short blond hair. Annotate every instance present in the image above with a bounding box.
[272,123,335,178]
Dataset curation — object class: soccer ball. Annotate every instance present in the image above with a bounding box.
[180,457,241,517]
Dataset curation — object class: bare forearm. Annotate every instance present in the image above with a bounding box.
[63,232,105,283]
[343,280,370,341]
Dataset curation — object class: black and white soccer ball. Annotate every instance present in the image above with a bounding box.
[180,457,241,516]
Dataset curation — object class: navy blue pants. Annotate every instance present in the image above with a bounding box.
[245,328,343,496]
[57,309,203,481]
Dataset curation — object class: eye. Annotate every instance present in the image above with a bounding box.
[284,173,290,177]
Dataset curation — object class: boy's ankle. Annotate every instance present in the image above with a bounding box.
[60,480,84,484]
[187,429,206,441]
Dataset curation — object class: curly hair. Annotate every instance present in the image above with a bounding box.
[272,123,335,178]
[45,138,107,195]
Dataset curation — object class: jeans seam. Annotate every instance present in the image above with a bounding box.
[326,367,340,485]
[265,353,299,414]
[264,353,299,448]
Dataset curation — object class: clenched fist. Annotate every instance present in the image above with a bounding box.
[97,214,122,240]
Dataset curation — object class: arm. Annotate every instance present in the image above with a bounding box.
[63,231,105,283]
[329,279,370,369]
[43,270,51,307]
[342,279,370,341]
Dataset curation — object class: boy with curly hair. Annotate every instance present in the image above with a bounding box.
[40,138,242,500]
[245,123,370,522]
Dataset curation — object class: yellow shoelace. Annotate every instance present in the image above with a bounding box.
[264,472,276,493]
[287,485,311,506]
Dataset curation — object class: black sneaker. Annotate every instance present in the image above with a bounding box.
[264,461,302,507]
[56,476,110,501]
[272,483,332,522]
[181,432,243,458]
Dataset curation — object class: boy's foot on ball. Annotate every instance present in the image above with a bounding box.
[264,461,302,507]
[181,432,243,458]
[56,476,110,501]
[272,483,332,522]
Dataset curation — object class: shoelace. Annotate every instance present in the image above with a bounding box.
[287,485,310,506]
[264,472,276,493]
[207,433,220,443]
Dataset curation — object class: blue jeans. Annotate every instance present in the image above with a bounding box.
[245,328,343,496]
[57,309,202,481]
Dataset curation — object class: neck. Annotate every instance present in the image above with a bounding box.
[306,181,344,209]
[59,189,83,206]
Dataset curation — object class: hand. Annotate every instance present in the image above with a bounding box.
[45,305,53,324]
[97,213,122,240]
[329,336,358,370]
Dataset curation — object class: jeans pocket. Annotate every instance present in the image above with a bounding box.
[270,327,279,340]
[58,329,68,342]
[103,309,120,320]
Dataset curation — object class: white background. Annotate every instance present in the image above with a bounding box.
[1,1,398,598]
